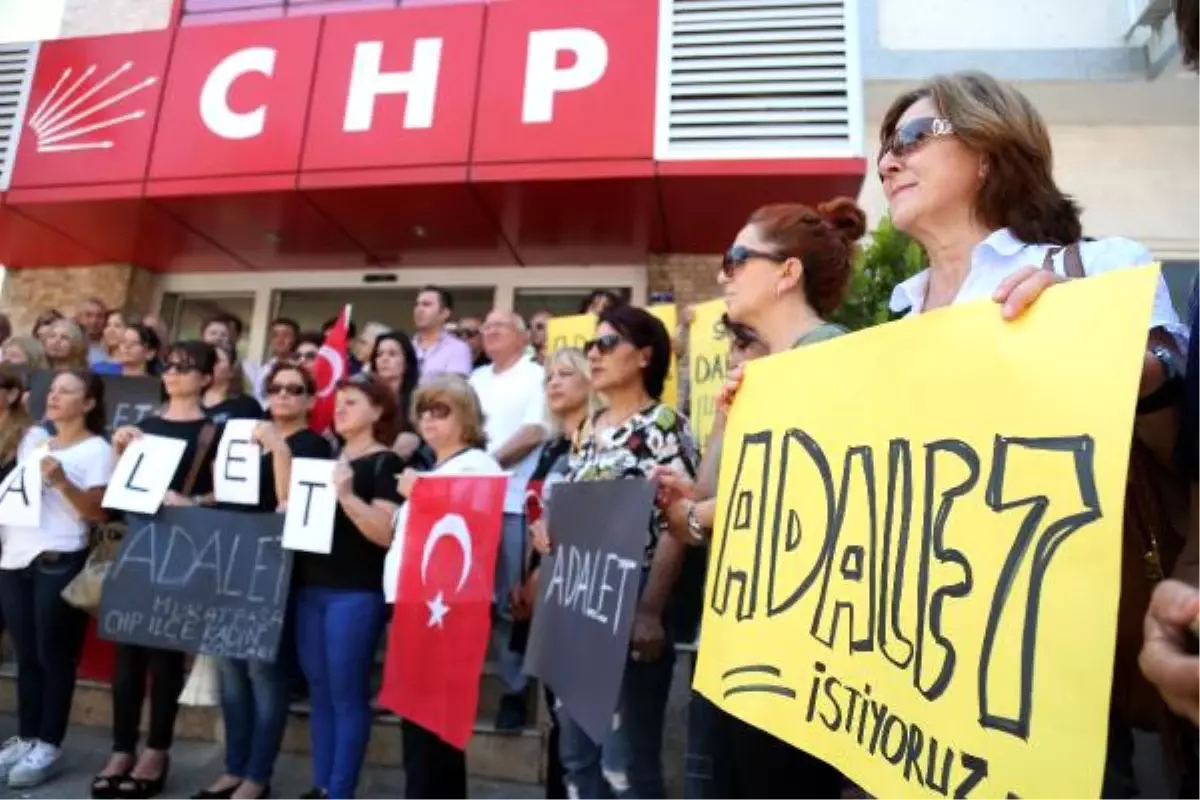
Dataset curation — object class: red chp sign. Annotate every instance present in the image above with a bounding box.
[9,0,658,193]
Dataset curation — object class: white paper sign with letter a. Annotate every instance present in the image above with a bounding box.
[103,435,188,515]
[282,458,337,554]
[0,445,47,527]
[214,419,262,506]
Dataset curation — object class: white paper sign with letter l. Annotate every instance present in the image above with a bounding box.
[214,419,262,506]
[282,458,338,554]
[0,445,48,527]
[103,435,188,515]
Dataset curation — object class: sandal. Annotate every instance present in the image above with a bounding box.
[116,757,170,799]
[92,772,130,800]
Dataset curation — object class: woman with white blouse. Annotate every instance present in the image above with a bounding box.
[385,373,501,799]
[0,370,114,789]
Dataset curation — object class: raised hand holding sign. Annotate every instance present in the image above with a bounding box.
[102,435,187,515]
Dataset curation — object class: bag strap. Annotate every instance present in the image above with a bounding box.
[1041,243,1086,279]
[180,423,217,498]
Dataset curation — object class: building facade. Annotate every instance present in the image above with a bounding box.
[0,0,1194,359]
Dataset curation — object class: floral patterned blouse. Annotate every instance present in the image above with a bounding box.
[567,402,700,567]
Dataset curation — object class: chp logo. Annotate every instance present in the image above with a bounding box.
[26,62,157,154]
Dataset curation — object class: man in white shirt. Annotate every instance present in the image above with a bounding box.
[469,310,547,731]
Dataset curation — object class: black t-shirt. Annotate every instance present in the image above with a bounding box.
[293,449,403,592]
[206,394,265,426]
[259,429,333,512]
[137,416,221,497]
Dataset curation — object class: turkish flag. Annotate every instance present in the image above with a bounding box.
[379,474,507,750]
[309,304,350,435]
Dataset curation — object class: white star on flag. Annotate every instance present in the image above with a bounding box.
[427,591,450,628]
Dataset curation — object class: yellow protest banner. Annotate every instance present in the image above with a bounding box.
[648,303,678,409]
[546,313,596,355]
[694,266,1159,800]
[688,299,728,449]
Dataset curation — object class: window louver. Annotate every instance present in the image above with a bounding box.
[0,43,36,192]
[656,0,862,160]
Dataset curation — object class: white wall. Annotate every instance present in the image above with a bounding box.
[0,0,65,43]
[877,0,1134,51]
[859,122,1200,258]
[59,0,172,37]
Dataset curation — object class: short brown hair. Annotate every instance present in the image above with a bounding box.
[336,373,399,446]
[411,374,487,451]
[880,71,1082,246]
[264,360,316,398]
[746,197,866,317]
[1177,0,1198,70]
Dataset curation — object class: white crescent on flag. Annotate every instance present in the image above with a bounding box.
[420,512,474,594]
[313,345,345,399]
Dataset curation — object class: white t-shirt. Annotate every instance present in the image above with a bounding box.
[1,428,115,570]
[469,357,547,513]
[382,448,504,604]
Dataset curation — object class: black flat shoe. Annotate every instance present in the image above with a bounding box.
[297,789,327,800]
[190,782,240,799]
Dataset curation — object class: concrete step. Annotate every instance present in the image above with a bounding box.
[0,664,546,785]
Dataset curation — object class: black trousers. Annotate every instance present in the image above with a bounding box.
[724,709,844,799]
[401,719,467,799]
[544,686,565,799]
[112,644,187,753]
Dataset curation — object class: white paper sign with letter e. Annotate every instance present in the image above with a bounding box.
[0,445,47,527]
[214,419,262,506]
[103,435,188,515]
[282,458,337,554]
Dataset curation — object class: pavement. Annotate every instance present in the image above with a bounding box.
[0,718,540,800]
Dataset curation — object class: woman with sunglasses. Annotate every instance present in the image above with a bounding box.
[293,374,401,800]
[513,347,600,800]
[383,374,501,798]
[0,370,111,789]
[192,362,332,800]
[668,198,866,800]
[97,341,223,800]
[204,343,264,425]
[550,305,698,800]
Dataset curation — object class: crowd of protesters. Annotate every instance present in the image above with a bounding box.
[0,34,1195,800]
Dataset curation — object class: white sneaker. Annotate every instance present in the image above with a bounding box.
[8,741,60,788]
[0,738,33,783]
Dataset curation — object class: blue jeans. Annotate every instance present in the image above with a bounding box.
[219,653,291,784]
[0,550,88,746]
[556,643,675,798]
[492,513,527,696]
[294,587,386,799]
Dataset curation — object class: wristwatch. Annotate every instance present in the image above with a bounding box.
[685,501,706,544]
[1137,344,1184,415]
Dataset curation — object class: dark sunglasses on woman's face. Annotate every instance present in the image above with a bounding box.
[584,333,624,355]
[294,350,318,362]
[721,244,784,278]
[453,328,479,340]
[162,360,199,375]
[267,383,306,397]
[878,116,954,163]
[416,401,452,420]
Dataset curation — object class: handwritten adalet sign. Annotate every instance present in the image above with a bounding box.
[100,506,293,661]
[693,266,1160,800]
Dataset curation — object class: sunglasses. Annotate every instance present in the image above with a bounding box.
[878,116,954,163]
[721,244,785,278]
[162,361,199,374]
[584,333,624,355]
[294,350,318,362]
[267,383,306,397]
[453,328,479,339]
[416,401,452,420]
